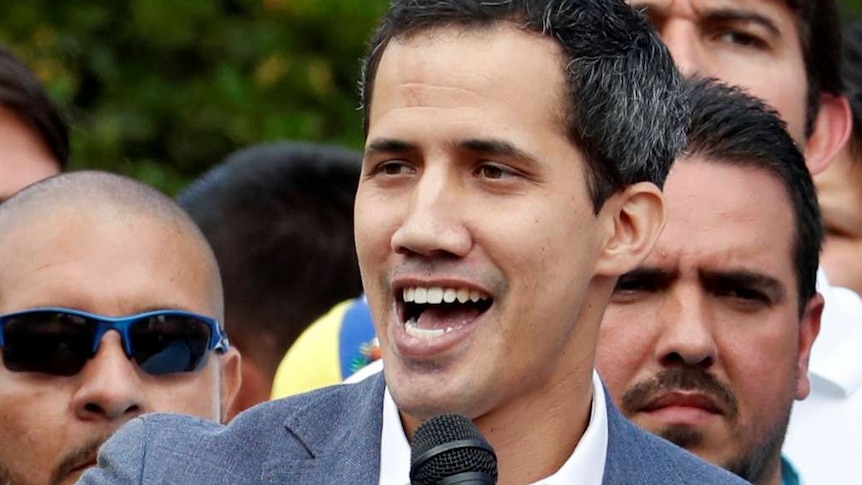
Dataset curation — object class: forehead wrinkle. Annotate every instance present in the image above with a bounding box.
[395,82,495,110]
[649,233,783,278]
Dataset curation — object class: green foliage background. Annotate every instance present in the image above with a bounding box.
[0,0,388,194]
[1,0,862,195]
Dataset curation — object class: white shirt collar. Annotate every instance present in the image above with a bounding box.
[378,370,608,485]
[811,269,862,396]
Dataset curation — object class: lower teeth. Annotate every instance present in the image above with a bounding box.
[405,317,450,339]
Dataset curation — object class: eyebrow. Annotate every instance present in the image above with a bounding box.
[364,138,417,158]
[699,269,787,302]
[364,137,539,165]
[631,3,781,38]
[616,267,679,289]
[458,139,537,163]
[703,8,781,37]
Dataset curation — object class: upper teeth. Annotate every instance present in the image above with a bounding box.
[403,286,489,304]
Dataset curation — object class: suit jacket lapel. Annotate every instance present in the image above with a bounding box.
[263,374,386,485]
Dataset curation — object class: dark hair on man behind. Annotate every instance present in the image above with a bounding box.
[685,78,823,314]
[0,45,69,167]
[840,19,862,157]
[792,0,843,135]
[178,141,364,377]
[360,0,689,211]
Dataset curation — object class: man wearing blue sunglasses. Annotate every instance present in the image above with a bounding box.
[0,171,241,485]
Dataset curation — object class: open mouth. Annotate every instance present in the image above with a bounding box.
[399,286,493,339]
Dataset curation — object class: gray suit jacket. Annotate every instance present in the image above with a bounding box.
[78,373,748,484]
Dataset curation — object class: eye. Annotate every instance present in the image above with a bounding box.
[611,273,656,302]
[373,160,415,176]
[717,30,767,49]
[824,221,853,239]
[476,163,515,180]
[717,286,771,310]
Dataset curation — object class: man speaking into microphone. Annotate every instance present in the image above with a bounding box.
[80,1,746,484]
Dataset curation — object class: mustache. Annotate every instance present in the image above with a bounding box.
[51,436,108,484]
[620,367,739,421]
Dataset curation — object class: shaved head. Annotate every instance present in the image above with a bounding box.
[0,171,242,484]
[0,170,224,318]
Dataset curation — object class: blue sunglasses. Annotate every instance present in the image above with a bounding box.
[0,307,229,376]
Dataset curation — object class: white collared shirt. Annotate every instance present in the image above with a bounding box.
[783,269,862,484]
[376,370,608,485]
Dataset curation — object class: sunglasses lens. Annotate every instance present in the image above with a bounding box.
[129,315,213,375]
[2,312,95,376]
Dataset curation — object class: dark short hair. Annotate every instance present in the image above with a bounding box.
[791,0,843,135]
[178,141,364,372]
[360,0,689,211]
[0,45,69,168]
[684,78,823,315]
[840,18,862,157]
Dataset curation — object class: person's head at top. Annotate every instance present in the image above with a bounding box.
[597,78,823,485]
[356,0,687,481]
[0,171,241,485]
[0,45,68,202]
[815,19,862,296]
[628,0,851,175]
[178,141,363,420]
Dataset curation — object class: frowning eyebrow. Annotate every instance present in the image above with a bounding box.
[700,270,786,302]
[704,9,781,37]
[630,3,781,38]
[615,267,679,291]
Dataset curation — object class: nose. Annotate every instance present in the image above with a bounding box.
[654,286,718,369]
[657,20,709,79]
[390,166,472,258]
[71,331,147,421]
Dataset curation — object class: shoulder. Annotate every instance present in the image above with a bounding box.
[83,375,386,484]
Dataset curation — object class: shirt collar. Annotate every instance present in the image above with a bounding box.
[378,370,608,485]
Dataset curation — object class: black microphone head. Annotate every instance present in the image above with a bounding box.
[410,414,498,485]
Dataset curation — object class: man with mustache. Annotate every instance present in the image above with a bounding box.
[628,1,856,482]
[0,171,241,485]
[597,78,823,485]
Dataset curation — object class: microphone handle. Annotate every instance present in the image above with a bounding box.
[438,471,496,485]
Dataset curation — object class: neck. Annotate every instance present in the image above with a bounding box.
[476,369,595,485]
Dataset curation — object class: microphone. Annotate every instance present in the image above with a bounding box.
[409,414,498,485]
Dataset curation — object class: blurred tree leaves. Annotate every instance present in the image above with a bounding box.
[5,0,862,195]
[0,0,388,194]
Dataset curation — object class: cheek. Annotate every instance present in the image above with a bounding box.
[710,61,807,140]
[821,238,862,288]
[145,369,221,420]
[0,389,66,480]
[354,205,396,265]
[596,314,644,389]
[720,327,799,409]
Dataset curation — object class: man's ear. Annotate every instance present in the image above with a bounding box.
[795,292,824,400]
[218,347,242,423]
[594,181,665,276]
[804,93,852,176]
